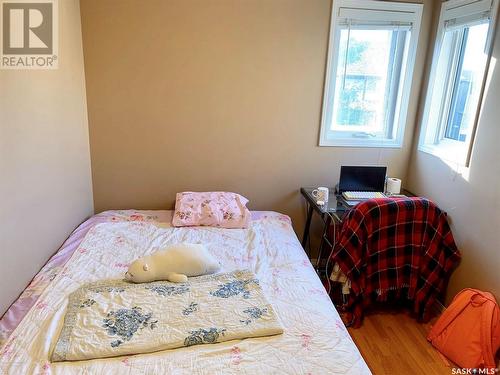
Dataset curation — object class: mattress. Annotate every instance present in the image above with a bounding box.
[0,210,370,374]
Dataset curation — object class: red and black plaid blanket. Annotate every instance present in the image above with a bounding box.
[331,197,460,327]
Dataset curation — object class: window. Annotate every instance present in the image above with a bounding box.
[418,0,498,166]
[319,0,423,147]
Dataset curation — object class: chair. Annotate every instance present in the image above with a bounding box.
[330,197,461,327]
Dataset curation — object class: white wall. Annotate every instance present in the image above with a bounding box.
[0,0,93,315]
[407,9,500,302]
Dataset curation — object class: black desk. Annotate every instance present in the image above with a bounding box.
[300,187,349,270]
[300,187,414,271]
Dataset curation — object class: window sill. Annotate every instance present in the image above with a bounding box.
[319,137,403,148]
[418,141,468,166]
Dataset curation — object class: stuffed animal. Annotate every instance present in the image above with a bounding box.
[125,243,220,283]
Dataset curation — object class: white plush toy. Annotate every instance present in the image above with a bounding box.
[125,243,220,283]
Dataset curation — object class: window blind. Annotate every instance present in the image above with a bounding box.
[443,0,493,29]
[337,7,418,28]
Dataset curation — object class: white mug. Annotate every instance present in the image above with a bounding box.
[312,187,329,203]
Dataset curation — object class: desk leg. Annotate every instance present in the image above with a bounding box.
[301,203,314,253]
[316,214,332,273]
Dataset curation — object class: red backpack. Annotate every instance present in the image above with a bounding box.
[427,288,500,369]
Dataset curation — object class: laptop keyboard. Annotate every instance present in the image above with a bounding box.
[342,191,386,200]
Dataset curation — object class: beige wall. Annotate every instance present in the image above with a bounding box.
[80,0,431,239]
[407,2,500,302]
[0,0,93,315]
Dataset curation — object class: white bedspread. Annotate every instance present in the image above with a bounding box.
[0,214,371,374]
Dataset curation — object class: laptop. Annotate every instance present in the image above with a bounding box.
[338,166,387,201]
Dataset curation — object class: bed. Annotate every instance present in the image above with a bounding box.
[0,210,370,374]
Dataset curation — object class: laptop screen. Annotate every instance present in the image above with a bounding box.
[338,166,387,193]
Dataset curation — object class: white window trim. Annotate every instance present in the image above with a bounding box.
[418,0,499,165]
[319,0,423,148]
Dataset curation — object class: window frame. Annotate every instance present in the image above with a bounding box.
[319,0,423,148]
[417,0,499,166]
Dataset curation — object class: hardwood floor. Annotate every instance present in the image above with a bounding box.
[347,311,450,374]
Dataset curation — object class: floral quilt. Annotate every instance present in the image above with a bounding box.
[52,271,282,361]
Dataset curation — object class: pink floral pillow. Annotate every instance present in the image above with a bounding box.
[172,192,251,228]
